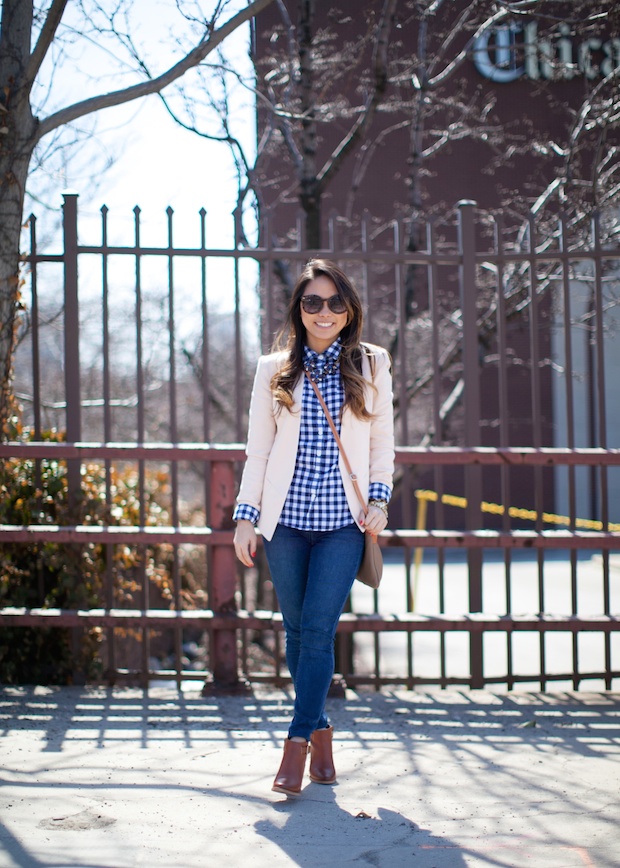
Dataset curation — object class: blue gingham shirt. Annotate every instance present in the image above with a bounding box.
[234,339,391,531]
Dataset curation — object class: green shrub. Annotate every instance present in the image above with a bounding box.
[0,421,199,684]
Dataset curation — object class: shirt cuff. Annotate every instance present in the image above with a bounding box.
[233,503,260,524]
[369,483,392,503]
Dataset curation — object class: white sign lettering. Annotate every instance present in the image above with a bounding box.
[472,22,620,82]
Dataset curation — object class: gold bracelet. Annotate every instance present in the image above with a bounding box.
[368,498,388,518]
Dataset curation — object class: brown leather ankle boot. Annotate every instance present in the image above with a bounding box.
[272,739,308,797]
[309,724,336,784]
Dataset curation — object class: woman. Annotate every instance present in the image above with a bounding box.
[233,259,394,797]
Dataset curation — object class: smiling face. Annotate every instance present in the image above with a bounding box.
[300,275,348,354]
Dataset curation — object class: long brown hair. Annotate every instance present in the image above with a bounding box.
[271,259,374,420]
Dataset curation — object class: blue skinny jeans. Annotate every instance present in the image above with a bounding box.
[263,522,364,740]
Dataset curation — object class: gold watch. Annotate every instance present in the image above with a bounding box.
[368,498,388,518]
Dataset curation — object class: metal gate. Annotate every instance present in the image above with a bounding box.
[1,194,619,689]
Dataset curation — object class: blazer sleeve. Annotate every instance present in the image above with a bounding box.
[235,355,277,512]
[369,349,395,491]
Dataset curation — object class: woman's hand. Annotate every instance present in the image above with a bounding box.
[233,520,257,567]
[361,505,388,536]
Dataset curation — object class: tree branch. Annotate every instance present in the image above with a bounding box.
[35,0,275,142]
[418,378,464,447]
[317,0,397,191]
[427,2,539,88]
[345,119,410,221]
[24,0,70,88]
[271,0,303,172]
[424,1,477,81]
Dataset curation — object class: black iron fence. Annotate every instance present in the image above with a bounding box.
[1,194,619,690]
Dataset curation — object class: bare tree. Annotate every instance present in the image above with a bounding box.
[157,0,400,249]
[174,1,617,246]
[0,0,276,435]
[157,0,618,454]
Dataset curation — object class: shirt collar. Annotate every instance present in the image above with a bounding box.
[303,337,341,363]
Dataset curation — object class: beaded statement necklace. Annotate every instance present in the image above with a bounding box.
[303,345,342,383]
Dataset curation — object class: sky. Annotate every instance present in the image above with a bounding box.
[29,0,257,244]
[27,0,260,321]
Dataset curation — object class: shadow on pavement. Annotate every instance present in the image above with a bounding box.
[1,684,618,755]
[1,686,619,867]
[256,792,468,867]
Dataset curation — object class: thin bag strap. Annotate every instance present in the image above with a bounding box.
[304,371,368,518]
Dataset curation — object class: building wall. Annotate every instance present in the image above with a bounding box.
[253,2,616,221]
[252,2,618,525]
[551,263,620,523]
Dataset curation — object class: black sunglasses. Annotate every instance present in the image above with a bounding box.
[300,294,347,314]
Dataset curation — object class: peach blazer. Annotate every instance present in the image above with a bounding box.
[236,343,395,541]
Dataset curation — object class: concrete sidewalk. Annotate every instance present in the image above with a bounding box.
[1,686,619,867]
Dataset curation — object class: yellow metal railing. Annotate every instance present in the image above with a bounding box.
[412,489,620,609]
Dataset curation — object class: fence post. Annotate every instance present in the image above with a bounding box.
[62,192,85,683]
[206,459,242,691]
[457,200,484,689]
[62,192,81,507]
